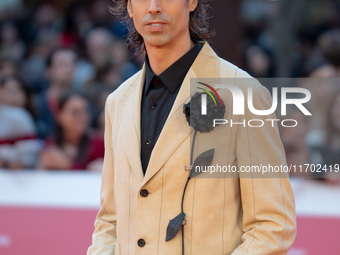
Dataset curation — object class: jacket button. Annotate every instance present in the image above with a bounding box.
[137,238,146,247]
[140,189,149,197]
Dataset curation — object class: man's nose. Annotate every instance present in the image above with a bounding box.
[148,0,162,14]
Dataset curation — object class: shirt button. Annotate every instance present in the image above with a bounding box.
[151,102,157,109]
[146,139,151,145]
[140,189,149,197]
[137,238,146,247]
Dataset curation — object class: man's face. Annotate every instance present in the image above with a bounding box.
[127,0,198,49]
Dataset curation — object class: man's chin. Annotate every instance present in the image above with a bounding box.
[144,37,172,49]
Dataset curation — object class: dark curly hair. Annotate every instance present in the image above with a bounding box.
[109,0,215,55]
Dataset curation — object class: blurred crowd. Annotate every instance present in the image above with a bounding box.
[0,0,340,182]
[0,0,142,171]
[241,0,340,183]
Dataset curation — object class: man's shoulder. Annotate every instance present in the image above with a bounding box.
[218,57,252,79]
[217,56,270,96]
[199,42,252,80]
[106,69,143,104]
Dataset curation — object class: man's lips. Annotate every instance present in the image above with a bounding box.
[145,21,167,31]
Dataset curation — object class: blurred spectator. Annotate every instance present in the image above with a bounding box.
[300,58,337,148]
[0,0,21,12]
[61,0,93,48]
[32,5,60,35]
[81,35,138,113]
[0,57,19,77]
[34,47,77,139]
[310,89,340,183]
[280,107,311,178]
[84,39,139,113]
[0,21,25,61]
[0,74,36,118]
[319,29,340,77]
[85,28,113,70]
[0,77,41,169]
[110,39,140,81]
[21,29,61,93]
[36,92,104,171]
[90,0,112,28]
[72,28,114,91]
[84,62,117,114]
[244,44,274,78]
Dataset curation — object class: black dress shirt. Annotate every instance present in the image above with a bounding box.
[140,42,202,175]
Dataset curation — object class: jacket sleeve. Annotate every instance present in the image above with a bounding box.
[87,96,117,255]
[231,83,297,255]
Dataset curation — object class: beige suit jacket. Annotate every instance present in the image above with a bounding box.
[87,42,296,255]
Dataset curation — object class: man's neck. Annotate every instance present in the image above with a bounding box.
[145,38,195,76]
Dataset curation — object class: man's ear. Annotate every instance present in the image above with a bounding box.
[189,0,198,12]
[127,0,133,18]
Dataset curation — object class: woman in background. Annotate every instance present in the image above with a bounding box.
[0,75,40,169]
[37,92,104,171]
[0,74,36,118]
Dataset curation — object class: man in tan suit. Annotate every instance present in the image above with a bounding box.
[87,0,296,254]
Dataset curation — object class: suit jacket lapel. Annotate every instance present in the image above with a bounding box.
[121,67,145,186]
[142,42,220,187]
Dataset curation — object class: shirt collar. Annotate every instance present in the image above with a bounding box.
[144,41,202,96]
